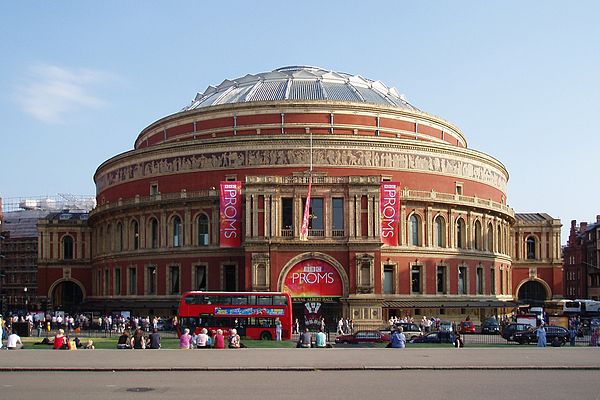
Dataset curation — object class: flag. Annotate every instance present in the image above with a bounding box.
[299,175,312,241]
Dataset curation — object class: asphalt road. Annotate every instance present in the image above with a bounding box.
[1,370,600,400]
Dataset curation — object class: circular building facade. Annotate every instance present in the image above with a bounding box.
[88,66,515,327]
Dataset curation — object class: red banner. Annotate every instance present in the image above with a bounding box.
[283,259,343,298]
[299,175,312,241]
[220,181,242,247]
[380,182,400,246]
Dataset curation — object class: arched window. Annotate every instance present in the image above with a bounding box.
[526,236,536,260]
[456,218,466,249]
[409,214,420,246]
[150,218,159,249]
[106,223,112,252]
[98,227,104,254]
[131,220,139,250]
[434,216,445,247]
[172,216,182,247]
[117,222,123,252]
[487,223,494,252]
[197,214,209,246]
[497,225,502,253]
[63,235,73,260]
[474,220,482,250]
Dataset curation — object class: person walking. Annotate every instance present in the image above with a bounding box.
[275,318,282,341]
[536,323,547,347]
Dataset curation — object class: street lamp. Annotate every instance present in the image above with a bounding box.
[24,287,28,312]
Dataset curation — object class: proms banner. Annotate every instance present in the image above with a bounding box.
[380,182,400,246]
[283,259,343,298]
[220,181,242,247]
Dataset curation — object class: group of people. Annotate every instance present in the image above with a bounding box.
[178,328,242,349]
[116,328,162,349]
[296,328,328,348]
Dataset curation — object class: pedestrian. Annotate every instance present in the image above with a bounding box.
[179,328,192,349]
[36,320,43,337]
[213,329,225,349]
[148,328,161,349]
[293,318,300,335]
[297,328,312,348]
[568,326,577,347]
[536,324,547,347]
[315,328,327,348]
[388,326,406,348]
[337,318,344,335]
[6,328,23,350]
[275,318,282,341]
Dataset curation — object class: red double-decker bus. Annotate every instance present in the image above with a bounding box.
[177,291,293,340]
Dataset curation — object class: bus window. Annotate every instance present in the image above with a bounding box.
[273,296,288,306]
[231,296,248,305]
[257,296,272,305]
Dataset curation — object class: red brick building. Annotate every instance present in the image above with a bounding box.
[564,217,600,300]
[35,66,563,326]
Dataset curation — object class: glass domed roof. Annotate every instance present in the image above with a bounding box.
[183,66,420,111]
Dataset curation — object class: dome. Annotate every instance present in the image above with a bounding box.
[183,66,420,112]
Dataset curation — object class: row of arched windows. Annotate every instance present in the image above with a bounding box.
[408,214,508,253]
[95,213,210,255]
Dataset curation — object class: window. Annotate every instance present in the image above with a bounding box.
[303,197,324,233]
[332,198,344,235]
[103,269,109,296]
[131,220,139,250]
[500,269,504,294]
[128,267,137,295]
[474,220,482,250]
[455,183,463,195]
[150,218,159,249]
[360,262,371,287]
[147,266,157,295]
[409,214,420,246]
[223,264,237,291]
[116,222,123,251]
[62,235,73,260]
[458,266,467,294]
[195,265,207,291]
[172,216,182,247]
[197,214,209,246]
[383,265,394,294]
[256,263,267,287]
[105,224,112,252]
[526,236,536,260]
[487,224,494,251]
[281,198,293,234]
[476,267,483,295]
[456,218,466,249]
[497,225,502,253]
[437,266,447,294]
[434,216,445,247]
[115,268,121,296]
[490,268,496,295]
[169,266,180,295]
[150,183,159,195]
[411,265,422,294]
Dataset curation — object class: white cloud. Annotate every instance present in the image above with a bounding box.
[16,64,114,124]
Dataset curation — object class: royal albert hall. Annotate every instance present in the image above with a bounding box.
[85,66,519,328]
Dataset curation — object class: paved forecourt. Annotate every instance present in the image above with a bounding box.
[0,348,599,371]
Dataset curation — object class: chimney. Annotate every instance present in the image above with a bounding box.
[597,215,600,223]
[580,222,588,233]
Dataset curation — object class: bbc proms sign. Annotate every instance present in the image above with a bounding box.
[380,182,400,246]
[283,259,343,298]
[220,181,242,247]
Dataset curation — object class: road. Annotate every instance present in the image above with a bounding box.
[1,370,600,400]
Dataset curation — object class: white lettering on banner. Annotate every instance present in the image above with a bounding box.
[291,272,335,285]
[222,184,239,238]
[381,183,398,238]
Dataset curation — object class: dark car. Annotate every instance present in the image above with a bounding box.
[410,331,455,344]
[335,330,390,344]
[458,321,476,334]
[512,325,569,345]
[480,319,501,335]
[501,323,533,342]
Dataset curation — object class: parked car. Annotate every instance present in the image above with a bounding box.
[393,323,423,340]
[512,325,569,345]
[458,321,477,334]
[411,331,455,344]
[501,323,533,342]
[335,330,390,344]
[480,318,501,335]
[439,320,453,332]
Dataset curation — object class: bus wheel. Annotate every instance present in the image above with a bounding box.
[260,331,272,340]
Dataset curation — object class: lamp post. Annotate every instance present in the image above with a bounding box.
[24,287,28,312]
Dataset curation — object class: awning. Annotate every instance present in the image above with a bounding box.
[81,299,179,311]
[381,300,520,309]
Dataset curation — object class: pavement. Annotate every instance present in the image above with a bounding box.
[1,347,599,371]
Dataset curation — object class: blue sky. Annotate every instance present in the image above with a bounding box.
[1,1,598,243]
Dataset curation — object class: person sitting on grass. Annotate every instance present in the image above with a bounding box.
[228,328,241,349]
[6,328,23,350]
[297,328,312,348]
[314,328,328,348]
[117,331,131,349]
[53,329,66,350]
